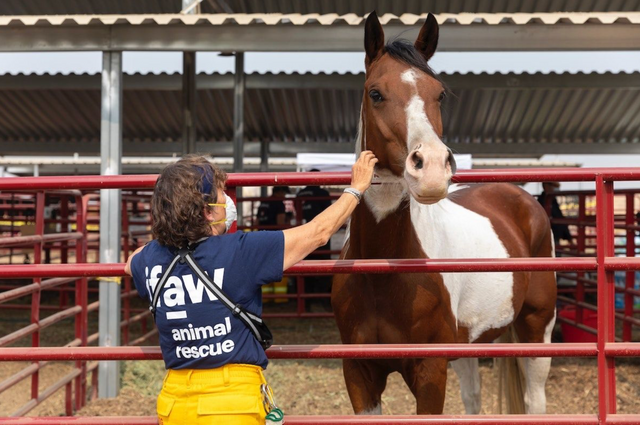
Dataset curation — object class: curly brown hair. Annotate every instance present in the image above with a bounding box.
[151,155,227,248]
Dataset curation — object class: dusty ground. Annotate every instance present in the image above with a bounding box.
[3,299,640,417]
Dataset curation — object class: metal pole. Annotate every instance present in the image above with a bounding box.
[181,0,199,155]
[260,140,268,197]
[182,53,197,154]
[595,177,616,421]
[234,52,245,224]
[576,194,586,326]
[98,51,123,399]
[624,193,635,342]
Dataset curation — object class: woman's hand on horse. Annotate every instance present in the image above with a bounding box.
[351,150,378,193]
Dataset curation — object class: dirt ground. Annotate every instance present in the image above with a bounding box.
[2,299,640,417]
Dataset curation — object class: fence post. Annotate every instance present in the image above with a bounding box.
[75,195,89,409]
[30,191,45,403]
[624,193,635,342]
[59,196,69,308]
[596,176,617,421]
[576,194,586,325]
[121,200,130,346]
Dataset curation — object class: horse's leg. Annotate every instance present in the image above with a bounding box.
[451,358,481,414]
[513,270,557,414]
[400,357,449,414]
[342,359,388,414]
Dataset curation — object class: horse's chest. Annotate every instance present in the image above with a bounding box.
[340,273,453,344]
[410,197,516,342]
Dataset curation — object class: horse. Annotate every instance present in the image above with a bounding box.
[332,11,557,416]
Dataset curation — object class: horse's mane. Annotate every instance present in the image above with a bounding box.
[383,39,444,85]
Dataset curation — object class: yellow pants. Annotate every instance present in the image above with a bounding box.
[157,364,267,425]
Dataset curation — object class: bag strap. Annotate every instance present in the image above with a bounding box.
[149,249,265,343]
[149,251,182,316]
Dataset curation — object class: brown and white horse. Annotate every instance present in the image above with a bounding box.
[332,12,557,415]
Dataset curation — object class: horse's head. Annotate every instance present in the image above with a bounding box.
[361,11,455,205]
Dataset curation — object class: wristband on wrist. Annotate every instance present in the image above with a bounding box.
[343,187,362,204]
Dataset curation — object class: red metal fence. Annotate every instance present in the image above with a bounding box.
[0,169,639,424]
[548,188,640,344]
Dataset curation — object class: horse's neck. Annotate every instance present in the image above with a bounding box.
[349,188,420,259]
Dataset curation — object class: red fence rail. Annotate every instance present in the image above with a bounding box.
[0,169,639,424]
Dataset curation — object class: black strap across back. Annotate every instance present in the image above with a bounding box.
[149,247,273,350]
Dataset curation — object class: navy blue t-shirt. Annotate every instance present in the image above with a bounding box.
[130,231,284,370]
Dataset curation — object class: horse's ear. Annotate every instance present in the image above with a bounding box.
[414,13,439,62]
[364,11,385,67]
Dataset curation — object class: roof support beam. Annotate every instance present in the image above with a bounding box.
[4,140,640,156]
[233,52,245,172]
[98,51,122,399]
[1,17,640,52]
[182,51,197,154]
[3,72,640,92]
[233,52,245,221]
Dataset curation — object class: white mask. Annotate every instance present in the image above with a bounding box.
[223,192,237,232]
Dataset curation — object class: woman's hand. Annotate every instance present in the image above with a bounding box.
[350,150,378,193]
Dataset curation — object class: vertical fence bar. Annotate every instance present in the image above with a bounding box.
[624,193,635,342]
[596,177,617,423]
[295,199,306,315]
[30,191,44,402]
[576,194,586,325]
[75,195,88,409]
[121,200,130,346]
[9,193,14,264]
[296,276,305,317]
[65,382,72,415]
[59,196,69,308]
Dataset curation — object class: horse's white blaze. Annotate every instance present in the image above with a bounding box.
[401,69,442,152]
[405,94,441,151]
[401,68,418,85]
[409,188,515,342]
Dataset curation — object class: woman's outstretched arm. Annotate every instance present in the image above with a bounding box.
[282,151,377,270]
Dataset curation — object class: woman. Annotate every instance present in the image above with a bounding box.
[125,152,377,424]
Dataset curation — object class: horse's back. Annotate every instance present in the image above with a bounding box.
[445,183,551,258]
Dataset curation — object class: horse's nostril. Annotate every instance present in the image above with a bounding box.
[411,151,424,170]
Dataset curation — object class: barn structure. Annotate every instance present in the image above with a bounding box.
[0,1,640,420]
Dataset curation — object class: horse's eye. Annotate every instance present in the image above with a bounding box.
[438,91,446,102]
[369,90,383,103]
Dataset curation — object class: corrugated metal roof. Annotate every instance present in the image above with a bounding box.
[1,12,640,26]
[1,0,638,15]
[1,71,640,156]
[2,13,638,53]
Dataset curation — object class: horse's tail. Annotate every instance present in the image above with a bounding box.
[496,325,526,414]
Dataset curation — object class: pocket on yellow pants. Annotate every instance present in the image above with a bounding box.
[197,393,263,425]
[157,392,175,419]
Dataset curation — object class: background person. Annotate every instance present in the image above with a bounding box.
[257,186,291,303]
[257,186,290,228]
[124,151,377,425]
[296,170,333,310]
[537,181,572,245]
